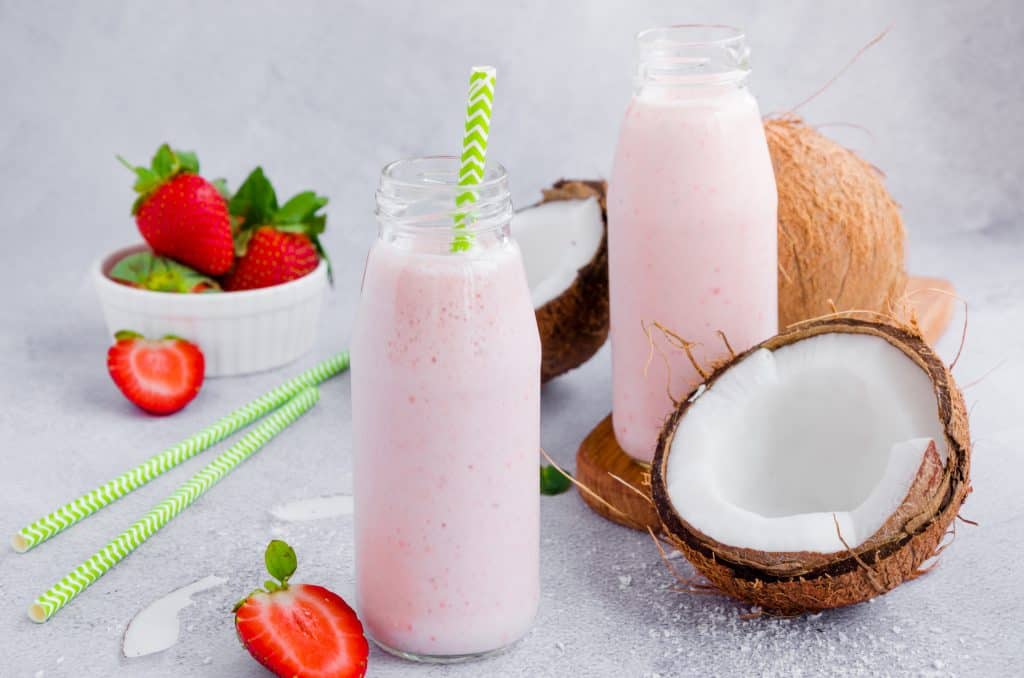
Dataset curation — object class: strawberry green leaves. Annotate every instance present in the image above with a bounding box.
[118,144,202,214]
[264,539,298,589]
[109,251,221,293]
[228,167,332,280]
[229,167,279,230]
[540,464,573,495]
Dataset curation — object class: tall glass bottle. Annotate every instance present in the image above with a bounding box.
[608,25,778,461]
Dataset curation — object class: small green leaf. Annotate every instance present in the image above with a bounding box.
[131,167,161,195]
[540,465,573,495]
[229,167,278,227]
[113,329,144,341]
[264,539,297,585]
[176,149,200,174]
[274,191,328,226]
[151,144,176,178]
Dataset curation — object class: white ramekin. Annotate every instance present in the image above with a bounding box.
[93,244,328,377]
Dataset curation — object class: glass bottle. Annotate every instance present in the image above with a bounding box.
[608,25,778,461]
[351,156,540,662]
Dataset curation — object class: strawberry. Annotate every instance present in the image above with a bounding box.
[119,144,234,275]
[109,251,222,293]
[107,331,205,415]
[234,540,368,678]
[222,167,330,291]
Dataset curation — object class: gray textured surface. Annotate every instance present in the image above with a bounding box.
[2,1,1022,676]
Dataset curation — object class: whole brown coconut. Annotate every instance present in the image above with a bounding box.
[766,117,908,329]
[533,180,610,382]
[650,318,971,614]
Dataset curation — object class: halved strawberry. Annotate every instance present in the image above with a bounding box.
[222,167,331,291]
[119,144,234,275]
[107,331,204,415]
[234,540,368,678]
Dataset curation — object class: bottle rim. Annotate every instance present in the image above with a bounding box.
[375,155,512,238]
[634,24,750,87]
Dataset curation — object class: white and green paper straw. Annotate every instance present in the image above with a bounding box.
[28,386,320,623]
[12,352,349,553]
[451,65,496,252]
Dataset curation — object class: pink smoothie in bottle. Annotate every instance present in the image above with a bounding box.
[351,157,540,661]
[608,26,778,462]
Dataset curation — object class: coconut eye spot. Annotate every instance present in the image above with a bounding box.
[665,332,947,554]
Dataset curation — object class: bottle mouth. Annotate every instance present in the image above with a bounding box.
[376,156,512,237]
[634,24,750,87]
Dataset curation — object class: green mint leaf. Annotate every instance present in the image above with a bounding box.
[264,539,297,585]
[176,149,200,174]
[151,144,176,178]
[229,167,278,226]
[540,464,573,495]
[274,191,328,226]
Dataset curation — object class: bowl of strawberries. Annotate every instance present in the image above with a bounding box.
[94,144,331,377]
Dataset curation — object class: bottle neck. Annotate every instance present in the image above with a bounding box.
[633,25,750,95]
[375,156,513,254]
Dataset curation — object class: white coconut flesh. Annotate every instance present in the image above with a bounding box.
[510,197,604,308]
[665,332,948,554]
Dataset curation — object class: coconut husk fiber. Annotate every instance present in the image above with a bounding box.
[766,117,907,330]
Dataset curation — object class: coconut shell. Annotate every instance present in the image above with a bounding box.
[766,117,908,330]
[533,180,610,383]
[651,318,971,614]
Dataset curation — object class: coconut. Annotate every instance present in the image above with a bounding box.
[511,180,609,382]
[765,117,908,329]
[650,318,971,614]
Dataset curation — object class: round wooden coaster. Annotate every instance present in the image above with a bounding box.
[576,414,661,532]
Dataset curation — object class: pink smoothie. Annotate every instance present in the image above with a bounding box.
[351,237,540,658]
[608,85,778,462]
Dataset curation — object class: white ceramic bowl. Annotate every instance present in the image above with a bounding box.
[93,244,328,377]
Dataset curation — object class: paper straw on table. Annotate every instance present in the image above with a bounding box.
[451,65,496,252]
[27,385,320,623]
[12,352,349,553]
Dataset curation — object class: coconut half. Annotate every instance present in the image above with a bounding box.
[511,180,609,382]
[651,318,971,614]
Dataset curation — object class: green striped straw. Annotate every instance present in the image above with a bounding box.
[28,386,320,623]
[451,65,496,252]
[12,352,349,553]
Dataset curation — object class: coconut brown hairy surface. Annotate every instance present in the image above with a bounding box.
[651,318,971,614]
[766,117,907,330]
[532,180,609,382]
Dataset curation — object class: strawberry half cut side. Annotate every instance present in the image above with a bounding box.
[234,540,369,678]
[106,330,205,415]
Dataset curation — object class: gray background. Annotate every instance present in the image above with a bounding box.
[2,1,1022,676]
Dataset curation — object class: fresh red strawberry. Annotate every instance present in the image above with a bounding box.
[223,226,320,290]
[235,540,368,678]
[107,331,204,415]
[109,251,222,293]
[119,145,234,275]
[222,167,331,290]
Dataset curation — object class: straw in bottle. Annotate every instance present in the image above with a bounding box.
[451,65,496,252]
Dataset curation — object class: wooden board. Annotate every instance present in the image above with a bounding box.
[905,276,957,346]
[576,414,661,531]
[576,275,956,532]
